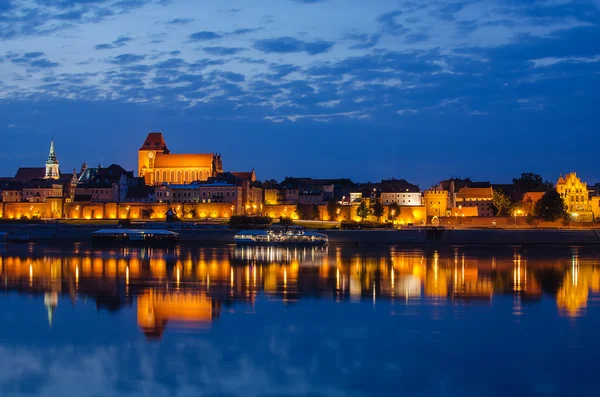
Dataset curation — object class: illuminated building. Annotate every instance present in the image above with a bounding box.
[455,187,494,217]
[45,139,60,179]
[424,189,449,220]
[138,132,223,185]
[556,172,590,212]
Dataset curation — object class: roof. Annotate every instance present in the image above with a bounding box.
[456,187,493,199]
[139,132,169,152]
[23,179,63,189]
[522,191,545,203]
[14,167,50,181]
[230,170,256,181]
[154,153,213,168]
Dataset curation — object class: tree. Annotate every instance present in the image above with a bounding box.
[534,190,566,221]
[373,201,385,222]
[356,201,371,221]
[513,173,554,201]
[312,204,320,221]
[327,199,341,220]
[492,189,512,216]
[294,204,305,220]
[388,202,400,221]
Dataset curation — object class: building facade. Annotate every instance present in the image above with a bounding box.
[138,132,223,185]
[424,189,449,218]
[380,191,422,206]
[455,187,494,217]
[556,173,590,212]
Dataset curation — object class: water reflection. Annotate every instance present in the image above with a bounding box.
[1,244,600,338]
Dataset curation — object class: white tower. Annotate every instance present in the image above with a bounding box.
[45,139,60,179]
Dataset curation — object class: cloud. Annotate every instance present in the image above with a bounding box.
[378,11,408,35]
[265,110,369,123]
[95,35,133,50]
[347,33,380,50]
[230,28,261,35]
[188,31,223,41]
[108,53,145,64]
[530,55,600,68]
[166,18,193,25]
[254,37,334,55]
[29,59,60,68]
[203,47,246,56]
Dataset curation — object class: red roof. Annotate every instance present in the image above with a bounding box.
[14,167,49,181]
[139,132,169,152]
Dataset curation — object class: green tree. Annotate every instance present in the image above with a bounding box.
[356,201,371,221]
[294,204,305,220]
[373,201,385,222]
[388,202,400,221]
[492,189,512,216]
[327,199,341,220]
[534,190,566,221]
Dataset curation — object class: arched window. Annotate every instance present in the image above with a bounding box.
[176,170,182,183]
[184,170,189,183]
[170,170,175,182]
[191,170,197,181]
[155,171,160,183]
[162,170,167,182]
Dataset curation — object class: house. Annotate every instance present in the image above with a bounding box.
[556,173,590,212]
[455,187,494,217]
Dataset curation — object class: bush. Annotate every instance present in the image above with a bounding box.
[341,220,360,230]
[278,217,294,227]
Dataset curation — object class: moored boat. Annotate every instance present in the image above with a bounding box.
[92,229,179,246]
[234,226,328,246]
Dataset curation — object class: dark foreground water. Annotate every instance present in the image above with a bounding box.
[1,243,600,397]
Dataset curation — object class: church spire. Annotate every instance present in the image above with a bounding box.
[47,138,58,165]
[45,138,60,179]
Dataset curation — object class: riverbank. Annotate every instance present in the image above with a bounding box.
[0,223,599,246]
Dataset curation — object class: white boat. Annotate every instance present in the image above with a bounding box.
[234,226,328,246]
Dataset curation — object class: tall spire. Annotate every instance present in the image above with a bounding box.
[45,138,60,179]
[47,138,58,165]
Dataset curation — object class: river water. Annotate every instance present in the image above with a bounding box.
[0,243,599,397]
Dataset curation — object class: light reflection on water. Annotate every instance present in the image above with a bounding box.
[1,243,600,396]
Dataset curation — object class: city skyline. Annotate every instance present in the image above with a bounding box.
[1,0,599,186]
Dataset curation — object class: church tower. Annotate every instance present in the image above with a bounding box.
[45,139,60,179]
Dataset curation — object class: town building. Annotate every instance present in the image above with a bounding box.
[556,173,590,212]
[455,187,494,217]
[22,180,63,203]
[424,189,449,219]
[75,164,134,203]
[138,132,223,185]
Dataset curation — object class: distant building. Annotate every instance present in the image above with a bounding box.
[556,173,590,212]
[75,164,134,203]
[456,187,494,217]
[424,189,449,218]
[22,180,63,203]
[138,132,223,185]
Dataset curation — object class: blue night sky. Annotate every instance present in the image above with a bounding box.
[0,0,599,187]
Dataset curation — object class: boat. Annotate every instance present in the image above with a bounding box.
[234,225,328,246]
[92,229,179,246]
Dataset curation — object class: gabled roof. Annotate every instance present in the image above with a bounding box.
[14,167,50,181]
[456,187,493,199]
[139,132,169,152]
[230,170,256,182]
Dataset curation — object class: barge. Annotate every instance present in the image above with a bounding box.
[234,226,328,246]
[92,229,179,246]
